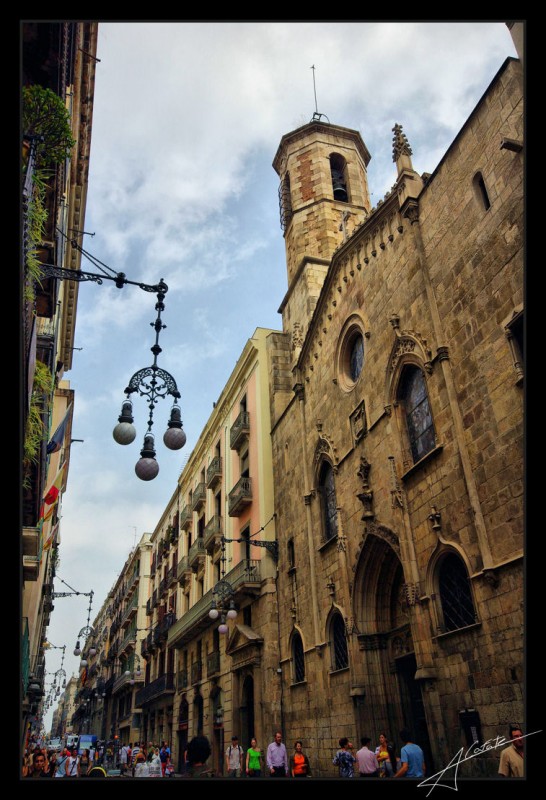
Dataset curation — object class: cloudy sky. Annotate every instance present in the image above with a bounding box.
[41,20,517,730]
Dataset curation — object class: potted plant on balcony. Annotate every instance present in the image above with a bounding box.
[22,85,76,167]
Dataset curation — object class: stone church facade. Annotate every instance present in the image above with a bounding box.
[268,56,523,778]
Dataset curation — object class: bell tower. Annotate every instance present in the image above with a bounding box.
[273,121,371,336]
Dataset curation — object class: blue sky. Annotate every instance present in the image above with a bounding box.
[41,20,518,731]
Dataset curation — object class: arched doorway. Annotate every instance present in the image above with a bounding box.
[353,531,433,771]
[177,694,189,774]
[240,675,255,750]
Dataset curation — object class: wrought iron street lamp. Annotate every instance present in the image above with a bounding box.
[39,231,186,481]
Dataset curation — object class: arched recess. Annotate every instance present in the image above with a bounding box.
[289,626,306,683]
[240,673,255,749]
[351,532,434,772]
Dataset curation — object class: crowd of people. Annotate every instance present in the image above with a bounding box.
[23,724,525,778]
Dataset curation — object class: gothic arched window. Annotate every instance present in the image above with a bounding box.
[319,461,338,541]
[330,153,348,202]
[292,632,305,683]
[330,612,348,671]
[438,553,477,632]
[398,366,436,463]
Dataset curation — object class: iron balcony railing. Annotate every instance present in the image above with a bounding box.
[230,410,250,451]
[191,660,203,684]
[206,456,222,488]
[207,650,221,677]
[189,537,206,571]
[192,482,206,512]
[228,476,253,516]
[203,515,223,553]
[135,672,175,706]
[180,505,192,530]
[177,555,191,584]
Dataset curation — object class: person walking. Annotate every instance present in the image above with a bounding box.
[267,730,289,777]
[65,747,81,777]
[79,748,92,776]
[246,737,264,777]
[375,732,397,777]
[44,750,58,777]
[119,742,129,775]
[393,729,425,778]
[54,747,69,778]
[185,735,215,778]
[290,740,312,777]
[26,751,48,778]
[159,742,171,776]
[333,737,357,778]
[356,736,379,777]
[498,725,524,777]
[225,735,244,777]
[148,747,163,777]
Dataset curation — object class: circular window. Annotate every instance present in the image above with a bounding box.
[337,320,366,391]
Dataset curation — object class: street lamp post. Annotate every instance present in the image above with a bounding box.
[39,233,186,480]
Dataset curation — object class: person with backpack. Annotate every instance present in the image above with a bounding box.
[225,735,244,777]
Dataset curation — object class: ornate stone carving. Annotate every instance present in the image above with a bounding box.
[388,456,404,509]
[350,401,367,445]
[357,632,388,651]
[389,330,433,373]
[292,322,304,352]
[313,433,338,472]
[392,123,413,161]
[356,456,374,520]
[428,506,442,534]
[403,201,420,225]
[402,582,421,606]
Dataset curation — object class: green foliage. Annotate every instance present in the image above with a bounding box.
[24,168,50,302]
[23,360,53,475]
[22,85,76,166]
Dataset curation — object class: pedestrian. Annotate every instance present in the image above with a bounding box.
[333,737,356,778]
[134,752,150,777]
[289,740,312,777]
[22,751,31,778]
[44,750,58,777]
[266,730,289,777]
[375,732,397,777]
[79,748,92,776]
[246,736,264,777]
[131,741,140,776]
[356,736,379,777]
[185,735,215,778]
[54,747,69,778]
[147,741,155,763]
[65,747,81,777]
[225,734,244,777]
[26,751,48,778]
[393,729,425,778]
[498,724,524,777]
[159,741,171,776]
[148,747,162,777]
[119,742,129,774]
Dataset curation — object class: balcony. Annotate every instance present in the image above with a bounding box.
[176,669,188,690]
[189,537,206,573]
[146,598,152,617]
[168,588,214,648]
[22,526,40,557]
[167,564,177,587]
[206,456,223,489]
[230,410,250,451]
[145,631,155,654]
[118,627,137,655]
[192,482,206,513]
[150,557,156,577]
[135,672,175,707]
[180,505,192,531]
[152,588,158,608]
[207,650,221,677]
[113,669,144,695]
[23,555,40,582]
[228,476,253,516]
[128,566,139,588]
[191,660,203,684]
[203,515,223,554]
[159,577,167,597]
[177,555,192,588]
[121,595,139,627]
[153,612,176,646]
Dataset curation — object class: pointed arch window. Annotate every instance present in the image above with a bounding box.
[319,461,338,542]
[292,631,305,683]
[279,172,293,232]
[330,612,349,671]
[438,553,477,632]
[398,366,435,463]
[330,153,348,202]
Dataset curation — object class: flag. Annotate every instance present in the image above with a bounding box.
[43,460,67,505]
[43,520,59,551]
[46,402,73,454]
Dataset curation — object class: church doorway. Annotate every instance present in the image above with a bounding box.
[396,653,434,774]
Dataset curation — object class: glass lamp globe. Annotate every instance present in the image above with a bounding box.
[226,606,237,620]
[74,642,81,656]
[209,607,219,620]
[135,457,159,481]
[88,647,97,657]
[218,622,229,634]
[163,426,186,450]
[113,421,137,445]
[129,677,135,685]
[80,659,88,668]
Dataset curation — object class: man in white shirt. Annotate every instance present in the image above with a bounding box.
[225,735,244,777]
[65,748,80,777]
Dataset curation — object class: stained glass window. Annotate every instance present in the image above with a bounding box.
[401,367,435,462]
[320,462,338,541]
[439,554,476,632]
